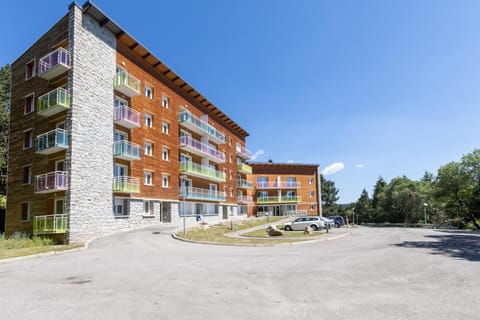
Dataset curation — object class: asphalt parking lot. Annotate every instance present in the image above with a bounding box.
[1,225,478,320]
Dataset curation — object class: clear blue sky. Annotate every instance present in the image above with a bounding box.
[2,0,480,203]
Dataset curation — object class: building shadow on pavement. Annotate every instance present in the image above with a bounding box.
[393,231,480,262]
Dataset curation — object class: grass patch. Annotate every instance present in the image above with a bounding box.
[242,229,327,238]
[0,234,83,260]
[175,217,313,245]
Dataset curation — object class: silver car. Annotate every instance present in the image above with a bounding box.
[283,216,325,231]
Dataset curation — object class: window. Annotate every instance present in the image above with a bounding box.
[23,129,33,149]
[310,204,315,211]
[144,201,154,215]
[114,197,128,216]
[229,154,233,163]
[230,187,233,197]
[144,171,153,186]
[229,137,232,146]
[309,177,314,184]
[229,170,233,180]
[162,121,169,134]
[144,85,154,99]
[21,202,30,221]
[24,94,34,114]
[162,95,169,108]
[162,147,169,161]
[309,191,314,197]
[286,177,296,187]
[144,113,153,128]
[25,60,35,80]
[144,142,153,156]
[22,166,32,184]
[162,175,169,188]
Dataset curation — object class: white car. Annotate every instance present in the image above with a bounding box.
[283,216,325,231]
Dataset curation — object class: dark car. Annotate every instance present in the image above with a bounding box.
[327,216,345,228]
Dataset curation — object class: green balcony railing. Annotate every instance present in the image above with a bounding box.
[37,88,70,116]
[237,163,252,174]
[114,70,141,97]
[179,161,226,182]
[256,196,301,204]
[33,214,67,234]
[113,140,141,160]
[35,129,69,154]
[113,176,140,193]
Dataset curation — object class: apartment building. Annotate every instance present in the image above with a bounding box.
[5,2,252,243]
[249,163,320,217]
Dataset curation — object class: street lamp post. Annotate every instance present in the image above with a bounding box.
[423,203,428,224]
[181,175,187,236]
[352,208,355,225]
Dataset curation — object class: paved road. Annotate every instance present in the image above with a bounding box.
[1,225,478,320]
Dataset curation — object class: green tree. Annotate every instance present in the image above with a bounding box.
[371,176,387,222]
[0,64,10,195]
[384,176,425,223]
[321,174,339,216]
[354,189,372,223]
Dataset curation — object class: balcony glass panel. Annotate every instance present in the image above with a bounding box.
[179,136,225,162]
[113,176,140,193]
[35,129,69,154]
[179,161,226,182]
[37,88,70,116]
[113,140,141,160]
[256,196,301,204]
[114,70,141,96]
[180,187,226,201]
[35,171,68,193]
[179,111,225,143]
[33,214,67,234]
[38,48,71,79]
[114,106,140,128]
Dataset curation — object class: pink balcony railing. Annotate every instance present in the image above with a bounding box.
[38,48,71,80]
[256,182,301,189]
[179,136,225,162]
[114,106,140,128]
[236,144,252,159]
[35,171,68,193]
[237,195,253,203]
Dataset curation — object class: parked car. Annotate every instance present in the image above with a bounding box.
[319,216,335,228]
[283,216,325,231]
[327,216,345,228]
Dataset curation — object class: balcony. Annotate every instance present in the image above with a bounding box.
[256,182,301,189]
[180,187,226,202]
[113,140,141,161]
[35,129,69,155]
[179,136,225,163]
[237,195,253,204]
[38,48,71,80]
[37,88,71,117]
[236,145,252,160]
[179,161,226,182]
[179,111,225,144]
[35,171,68,194]
[114,106,140,128]
[114,70,140,97]
[33,214,67,235]
[256,196,301,204]
[237,178,253,189]
[113,176,140,193]
[237,163,252,174]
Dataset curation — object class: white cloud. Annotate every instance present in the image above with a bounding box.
[322,162,345,175]
[287,160,294,163]
[250,149,265,160]
[354,164,364,168]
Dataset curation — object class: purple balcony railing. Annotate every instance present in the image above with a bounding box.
[236,144,252,159]
[38,48,71,79]
[256,182,301,189]
[114,106,140,128]
[35,171,68,193]
[179,136,225,162]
